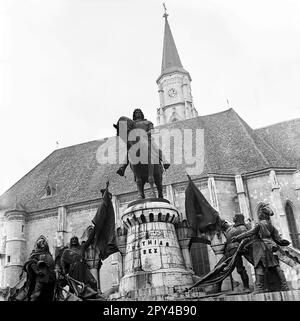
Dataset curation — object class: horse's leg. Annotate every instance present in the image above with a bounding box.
[154,169,163,198]
[148,163,156,198]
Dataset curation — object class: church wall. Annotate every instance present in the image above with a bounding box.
[245,174,273,221]
[245,172,300,228]
[276,173,300,288]
[25,214,57,258]
[0,211,5,287]
[215,179,239,221]
[245,173,287,237]
[67,206,97,240]
[277,173,300,230]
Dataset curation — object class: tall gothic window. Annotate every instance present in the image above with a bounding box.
[190,243,210,276]
[285,201,300,250]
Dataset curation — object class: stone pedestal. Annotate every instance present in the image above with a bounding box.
[117,199,193,298]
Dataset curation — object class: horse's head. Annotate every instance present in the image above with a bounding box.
[113,116,134,138]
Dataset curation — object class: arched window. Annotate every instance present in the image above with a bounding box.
[46,185,52,196]
[285,201,300,249]
[190,243,210,276]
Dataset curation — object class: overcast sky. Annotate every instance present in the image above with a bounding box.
[0,0,300,195]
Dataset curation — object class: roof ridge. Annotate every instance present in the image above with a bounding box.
[55,138,107,152]
[254,117,300,130]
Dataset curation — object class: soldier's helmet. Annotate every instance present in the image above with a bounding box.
[70,236,79,245]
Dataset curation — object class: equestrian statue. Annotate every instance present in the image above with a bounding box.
[114,108,170,199]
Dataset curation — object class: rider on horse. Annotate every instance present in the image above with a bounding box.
[116,108,170,177]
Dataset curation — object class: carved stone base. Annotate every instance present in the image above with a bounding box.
[117,199,193,298]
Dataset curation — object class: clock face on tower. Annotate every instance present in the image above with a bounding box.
[168,88,177,97]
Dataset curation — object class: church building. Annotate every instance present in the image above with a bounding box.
[1,11,300,294]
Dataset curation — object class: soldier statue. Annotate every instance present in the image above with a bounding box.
[60,236,98,292]
[23,236,56,301]
[215,214,251,292]
[232,204,290,293]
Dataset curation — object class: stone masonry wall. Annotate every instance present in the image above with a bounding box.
[26,214,57,259]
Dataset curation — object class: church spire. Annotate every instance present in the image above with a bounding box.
[158,4,189,81]
[161,5,182,72]
[156,5,197,125]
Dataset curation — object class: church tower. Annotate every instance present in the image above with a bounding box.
[156,8,198,125]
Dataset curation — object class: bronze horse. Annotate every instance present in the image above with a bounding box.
[113,116,165,199]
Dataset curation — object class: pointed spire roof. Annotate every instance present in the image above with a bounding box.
[157,8,190,83]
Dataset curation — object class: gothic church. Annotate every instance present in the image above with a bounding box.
[1,11,300,293]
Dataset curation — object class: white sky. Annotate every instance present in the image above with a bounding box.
[0,0,300,195]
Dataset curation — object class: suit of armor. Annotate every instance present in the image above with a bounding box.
[233,211,290,293]
[216,215,250,291]
[24,236,56,301]
[61,237,97,291]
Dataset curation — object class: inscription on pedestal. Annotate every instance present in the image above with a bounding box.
[117,200,194,296]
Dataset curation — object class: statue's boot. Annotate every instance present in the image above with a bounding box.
[159,149,170,170]
[276,267,289,291]
[254,272,265,293]
[240,270,250,290]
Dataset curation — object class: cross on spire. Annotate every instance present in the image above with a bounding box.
[163,3,168,19]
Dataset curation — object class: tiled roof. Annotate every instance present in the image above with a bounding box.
[0,109,297,213]
[255,118,300,168]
